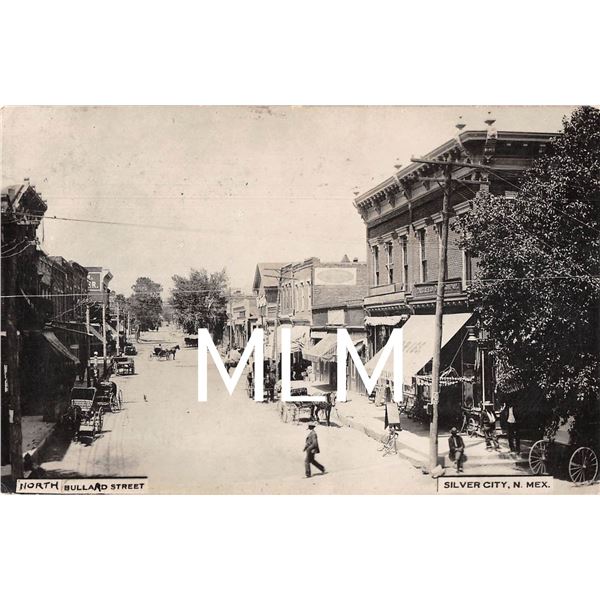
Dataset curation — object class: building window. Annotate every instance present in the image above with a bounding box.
[419,229,428,282]
[401,236,409,288]
[372,245,380,286]
[385,241,394,284]
[462,249,473,289]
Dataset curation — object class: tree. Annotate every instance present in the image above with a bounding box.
[170,268,228,340]
[129,277,163,332]
[456,106,600,427]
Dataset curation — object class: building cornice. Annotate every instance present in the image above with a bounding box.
[353,130,556,217]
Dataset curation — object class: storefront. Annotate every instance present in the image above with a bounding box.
[364,313,476,426]
[20,330,80,421]
[266,325,310,377]
[302,332,366,393]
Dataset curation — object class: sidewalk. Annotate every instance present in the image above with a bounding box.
[1,416,58,480]
[333,391,529,474]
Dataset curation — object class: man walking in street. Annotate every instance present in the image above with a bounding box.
[448,427,465,472]
[304,423,325,478]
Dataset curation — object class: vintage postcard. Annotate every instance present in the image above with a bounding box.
[1,105,598,495]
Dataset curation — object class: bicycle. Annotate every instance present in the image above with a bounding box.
[378,428,399,456]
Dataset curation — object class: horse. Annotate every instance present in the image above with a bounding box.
[166,344,180,360]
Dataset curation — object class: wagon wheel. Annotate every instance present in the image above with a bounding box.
[97,409,104,434]
[118,389,124,409]
[568,447,598,484]
[529,440,550,475]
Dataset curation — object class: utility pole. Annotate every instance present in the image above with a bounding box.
[273,271,282,377]
[412,142,502,470]
[5,234,24,483]
[116,300,120,355]
[101,301,107,369]
[429,163,451,471]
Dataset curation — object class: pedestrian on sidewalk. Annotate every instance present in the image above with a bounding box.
[501,399,521,455]
[448,427,465,472]
[482,405,500,451]
[304,424,326,478]
[265,369,276,403]
[324,391,336,427]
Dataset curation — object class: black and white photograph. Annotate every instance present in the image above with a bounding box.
[2,105,598,495]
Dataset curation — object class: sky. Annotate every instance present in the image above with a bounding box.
[1,105,576,297]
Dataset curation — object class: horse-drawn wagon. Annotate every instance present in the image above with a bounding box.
[94,380,123,412]
[148,344,180,360]
[184,335,198,348]
[528,413,600,484]
[277,381,335,425]
[114,356,135,375]
[64,387,104,441]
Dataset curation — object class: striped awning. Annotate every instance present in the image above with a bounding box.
[303,335,366,363]
[365,313,472,386]
[303,334,338,362]
[42,331,80,365]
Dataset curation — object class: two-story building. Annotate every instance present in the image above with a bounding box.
[2,181,87,464]
[354,125,553,424]
[84,266,113,356]
[276,256,368,379]
[227,291,259,349]
[302,257,369,393]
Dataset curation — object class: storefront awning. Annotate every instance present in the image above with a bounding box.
[105,324,118,338]
[88,326,104,343]
[279,325,310,353]
[263,326,310,358]
[42,331,80,365]
[365,315,408,327]
[303,334,366,363]
[303,334,338,362]
[365,313,472,386]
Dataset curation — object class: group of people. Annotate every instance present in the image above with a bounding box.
[448,400,521,473]
[245,365,277,402]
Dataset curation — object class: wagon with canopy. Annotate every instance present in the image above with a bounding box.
[278,381,335,425]
[64,387,104,440]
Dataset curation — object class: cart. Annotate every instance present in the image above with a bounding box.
[529,414,600,484]
[184,335,198,348]
[124,343,137,356]
[278,381,334,424]
[95,380,124,412]
[115,356,135,375]
[66,387,104,441]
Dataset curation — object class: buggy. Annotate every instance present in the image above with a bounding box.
[115,356,135,375]
[64,387,104,441]
[529,413,600,484]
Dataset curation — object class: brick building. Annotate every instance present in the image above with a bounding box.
[353,126,553,423]
[2,182,90,472]
[302,257,368,393]
[84,266,114,356]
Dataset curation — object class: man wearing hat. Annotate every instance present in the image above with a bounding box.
[304,423,326,478]
[448,427,465,473]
